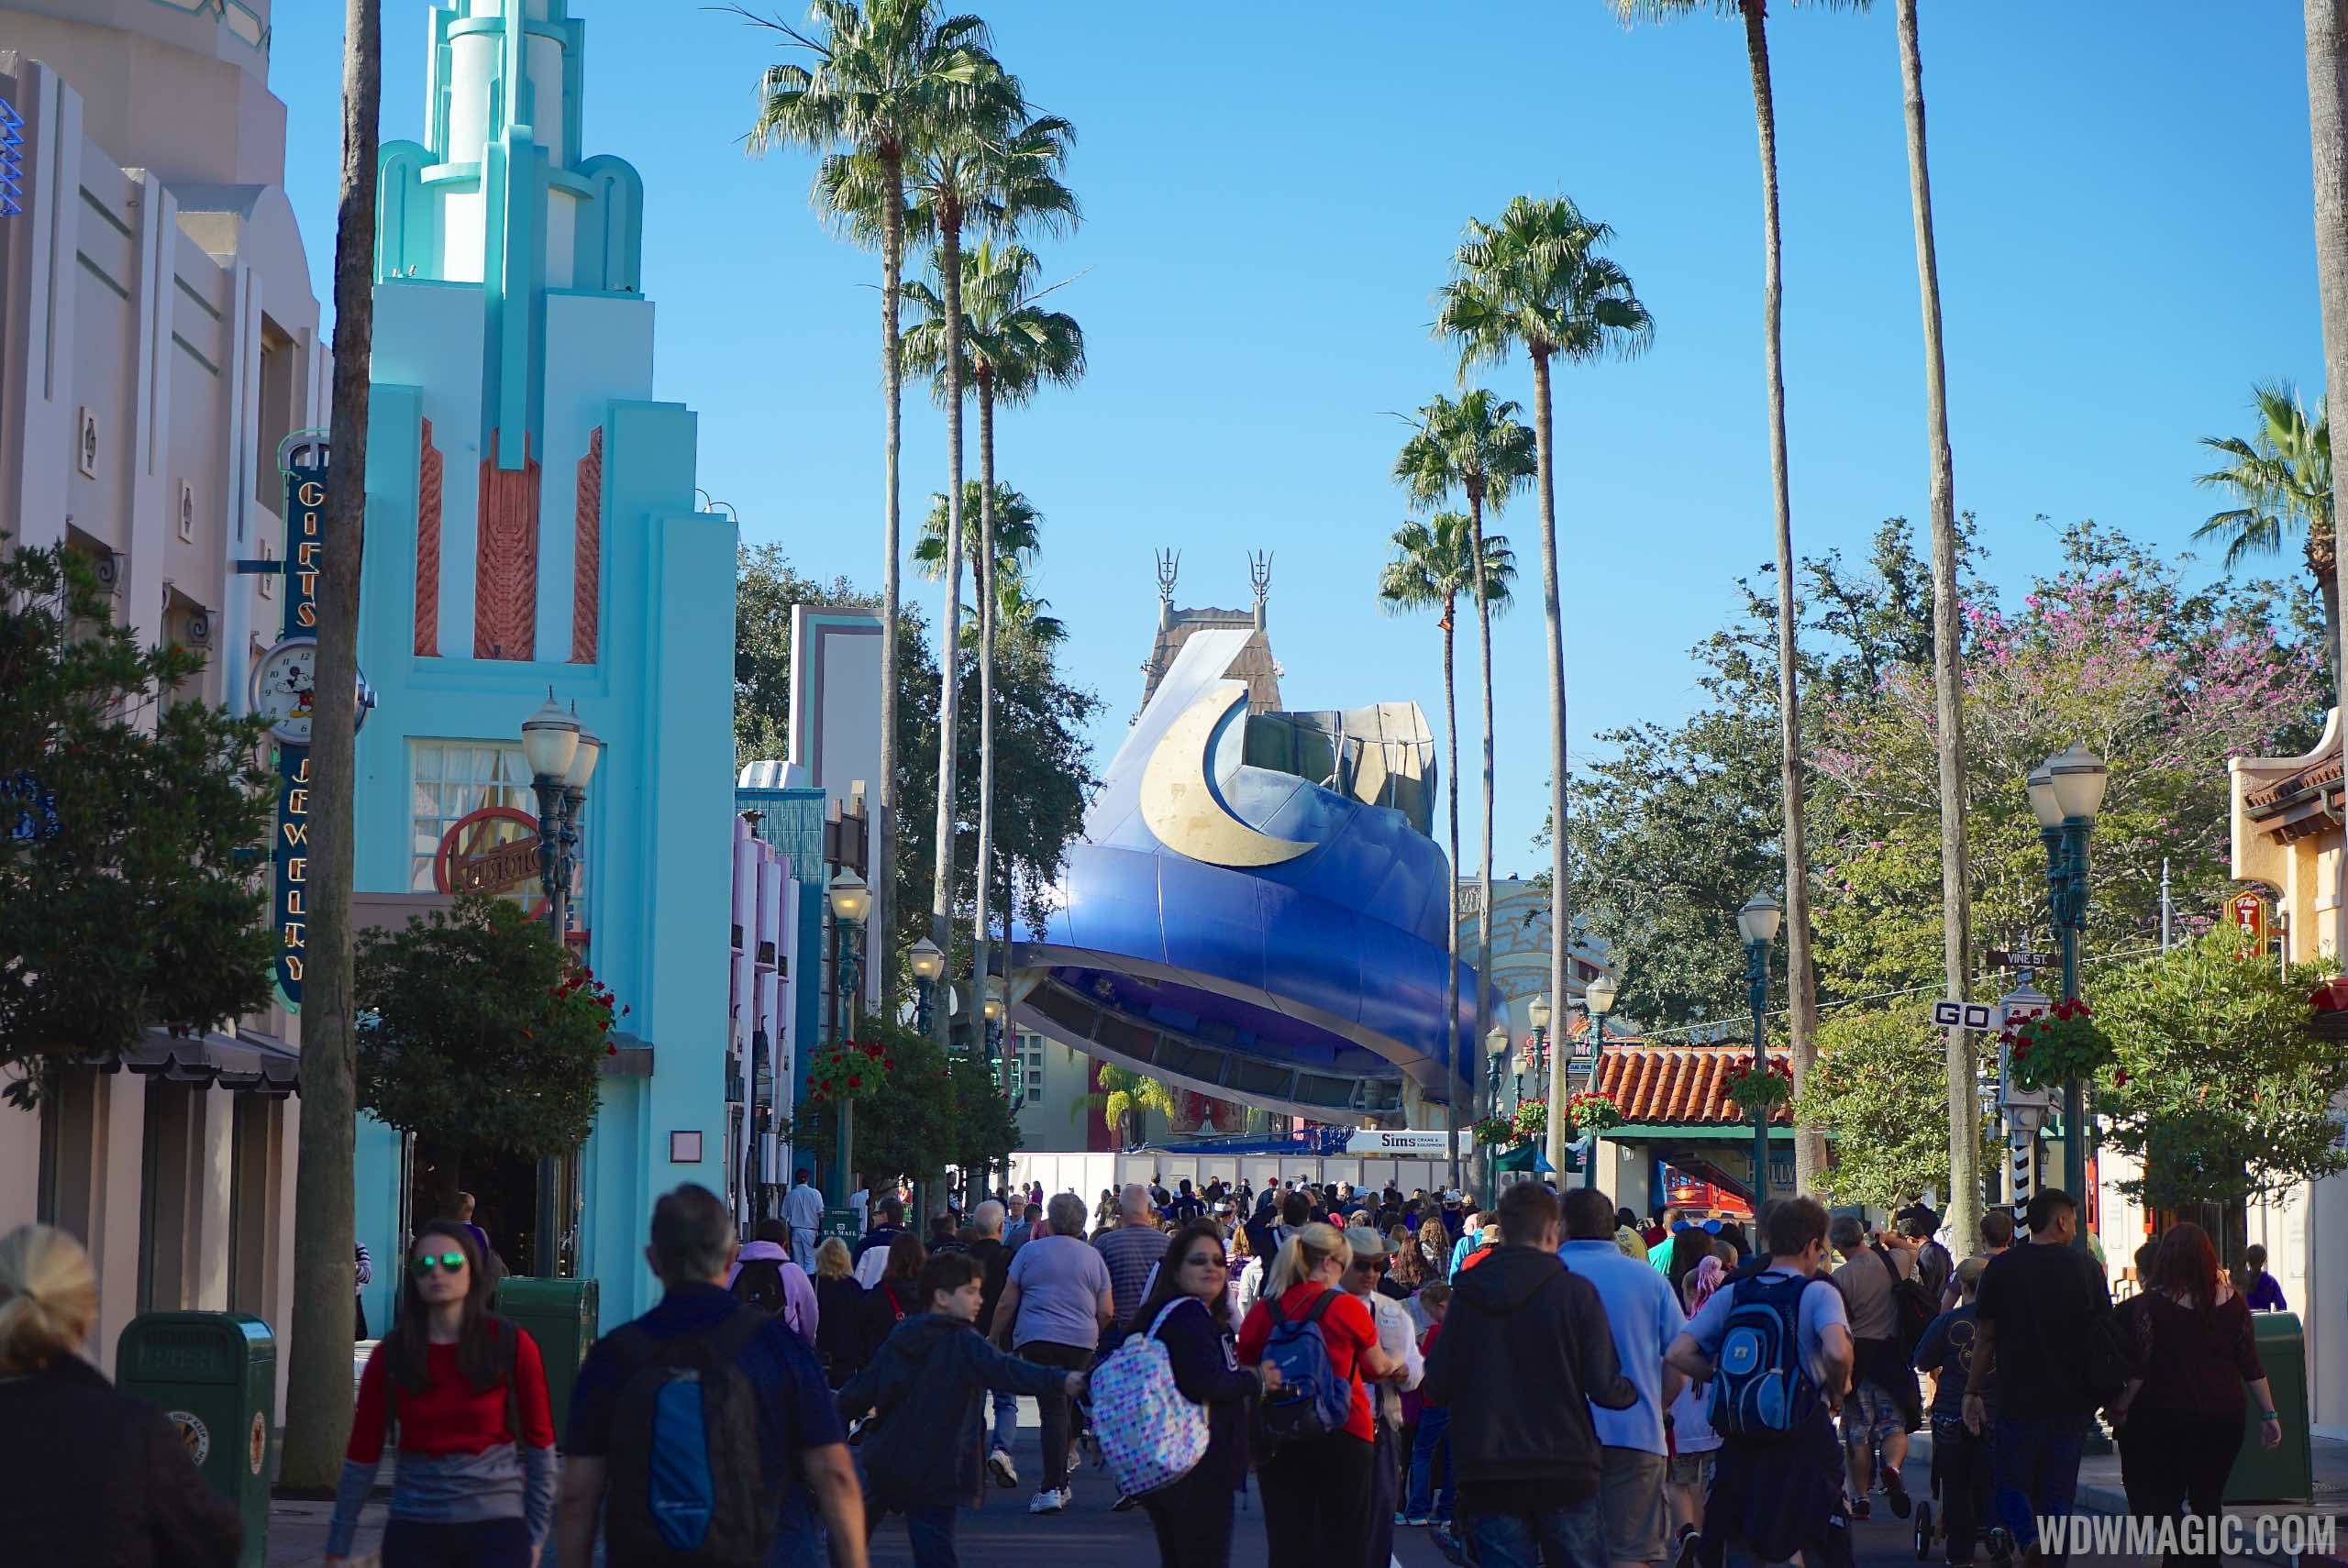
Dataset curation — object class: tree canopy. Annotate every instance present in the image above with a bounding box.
[0,539,275,1106]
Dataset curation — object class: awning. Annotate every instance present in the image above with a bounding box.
[1494,1142,1566,1174]
[111,1026,300,1096]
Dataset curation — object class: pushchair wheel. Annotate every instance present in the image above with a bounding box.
[1914,1500,1934,1561]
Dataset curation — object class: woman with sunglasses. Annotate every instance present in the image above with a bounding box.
[326,1221,556,1568]
[1124,1219,1277,1566]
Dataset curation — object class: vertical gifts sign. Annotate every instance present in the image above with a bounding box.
[270,445,328,1008]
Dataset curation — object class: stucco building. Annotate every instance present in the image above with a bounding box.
[349,0,737,1330]
[0,0,323,1392]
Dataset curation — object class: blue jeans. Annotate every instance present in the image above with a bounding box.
[1992,1413,2088,1560]
[869,1502,958,1568]
[1463,1494,1603,1568]
[1407,1408,1456,1520]
[991,1390,1018,1453]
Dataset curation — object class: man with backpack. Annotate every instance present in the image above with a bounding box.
[555,1184,867,1568]
[729,1218,819,1346]
[1829,1212,1929,1519]
[837,1252,1087,1566]
[1666,1195,1855,1568]
[1422,1180,1637,1568]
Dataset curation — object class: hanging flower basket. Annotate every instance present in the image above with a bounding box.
[1566,1090,1623,1136]
[1512,1098,1548,1143]
[805,1039,892,1109]
[1722,1056,1793,1116]
[2000,999,2113,1091]
[1472,1115,1515,1146]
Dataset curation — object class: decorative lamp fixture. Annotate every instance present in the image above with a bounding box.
[2025,766,2064,829]
[1585,974,1618,1017]
[1527,994,1552,1032]
[564,723,603,791]
[2043,742,2110,823]
[908,937,946,983]
[1735,890,1783,948]
[1486,1023,1512,1059]
[983,976,1007,1022]
[520,689,580,780]
[826,869,870,922]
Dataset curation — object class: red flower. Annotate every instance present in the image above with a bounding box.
[605,1043,618,1055]
[2113,1069,2130,1086]
[847,1075,862,1088]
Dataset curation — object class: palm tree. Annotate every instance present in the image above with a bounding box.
[1072,1062,1179,1150]
[2196,382,2336,690]
[1392,392,1535,1189]
[744,0,999,962]
[282,0,379,1491]
[1892,0,1979,1252]
[2311,1,2348,964]
[829,96,1074,1046]
[1611,0,1853,1187]
[903,238,1082,1058]
[1436,196,1651,1181]
[1379,513,1516,1190]
[915,481,1066,646]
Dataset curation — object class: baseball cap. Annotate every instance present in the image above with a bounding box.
[1343,1225,1391,1260]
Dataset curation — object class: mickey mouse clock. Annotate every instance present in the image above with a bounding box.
[250,635,374,746]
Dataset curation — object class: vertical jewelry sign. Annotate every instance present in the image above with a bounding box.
[272,445,328,1010]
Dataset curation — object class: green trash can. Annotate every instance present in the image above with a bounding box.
[497,1276,599,1441]
[116,1312,274,1568]
[2226,1311,2314,1503]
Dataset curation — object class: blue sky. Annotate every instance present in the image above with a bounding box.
[267,2,2324,875]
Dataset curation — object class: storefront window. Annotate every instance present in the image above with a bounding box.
[408,740,590,932]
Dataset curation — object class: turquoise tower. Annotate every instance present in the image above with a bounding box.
[350,0,737,1327]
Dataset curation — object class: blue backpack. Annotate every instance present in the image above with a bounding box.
[1708,1272,1822,1442]
[604,1309,775,1567]
[1252,1287,1354,1451]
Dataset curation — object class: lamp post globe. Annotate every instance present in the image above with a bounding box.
[1527,994,1553,1034]
[520,690,580,780]
[562,728,603,791]
[826,869,870,922]
[2029,743,2107,1253]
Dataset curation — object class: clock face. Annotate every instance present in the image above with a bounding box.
[251,636,318,745]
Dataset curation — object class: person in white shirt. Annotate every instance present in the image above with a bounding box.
[847,1176,871,1236]
[1343,1226,1423,1568]
[782,1167,825,1270]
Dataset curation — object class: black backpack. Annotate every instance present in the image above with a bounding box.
[604,1309,776,1568]
[730,1259,788,1317]
[1873,1244,1939,1359]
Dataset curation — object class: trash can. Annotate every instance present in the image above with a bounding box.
[498,1276,598,1441]
[2227,1310,2314,1502]
[116,1312,274,1568]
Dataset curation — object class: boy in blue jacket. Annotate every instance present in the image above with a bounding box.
[839,1252,1086,1565]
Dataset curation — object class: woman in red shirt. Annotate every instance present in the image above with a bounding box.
[1236,1220,1403,1565]
[325,1220,556,1568]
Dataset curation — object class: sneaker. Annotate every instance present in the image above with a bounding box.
[1883,1463,1911,1518]
[1113,1493,1140,1513]
[1851,1496,1874,1522]
[1405,1515,1434,1527]
[1672,1523,1701,1568]
[1431,1525,1468,1566]
[1028,1489,1066,1516]
[988,1448,1018,1489]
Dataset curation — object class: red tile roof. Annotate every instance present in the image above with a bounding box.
[1591,1044,1794,1127]
[2243,754,2344,813]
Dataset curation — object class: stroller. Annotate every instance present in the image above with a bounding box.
[1912,1419,2012,1566]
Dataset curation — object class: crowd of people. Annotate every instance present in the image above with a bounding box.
[0,1168,2294,1568]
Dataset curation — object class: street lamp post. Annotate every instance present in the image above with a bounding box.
[1737,890,1783,1210]
[520,693,601,1275]
[1582,975,1617,1189]
[826,869,871,1213]
[1522,994,1551,1116]
[2028,743,2108,1252]
[983,977,1008,1204]
[909,937,945,1038]
[1485,1023,1511,1204]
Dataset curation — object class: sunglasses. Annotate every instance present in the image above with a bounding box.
[1183,1253,1226,1271]
[408,1252,468,1276]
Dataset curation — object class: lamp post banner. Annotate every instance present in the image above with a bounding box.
[270,448,328,1010]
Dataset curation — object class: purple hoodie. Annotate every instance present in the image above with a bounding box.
[723,1240,819,1345]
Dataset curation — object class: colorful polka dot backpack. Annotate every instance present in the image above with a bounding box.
[1090,1299,1212,1496]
